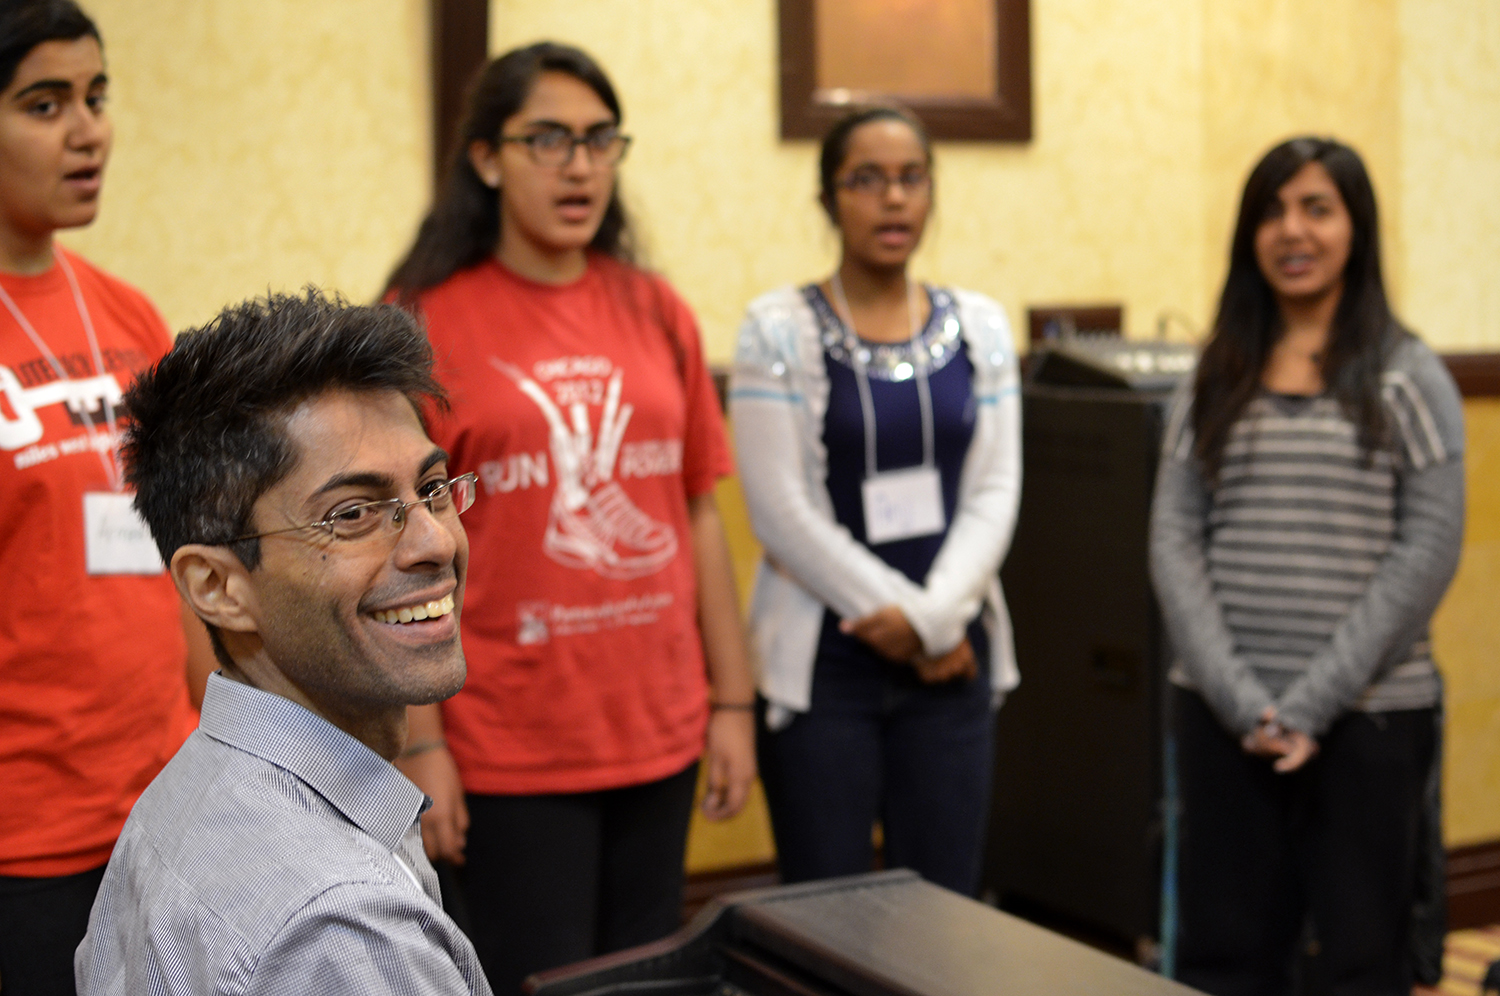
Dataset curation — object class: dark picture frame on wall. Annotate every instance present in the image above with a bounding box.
[778,0,1032,142]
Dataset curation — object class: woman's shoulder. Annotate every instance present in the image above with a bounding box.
[1381,330,1464,460]
[1383,331,1460,408]
[1383,329,1446,377]
[734,285,819,370]
[590,251,659,289]
[56,248,171,344]
[744,284,813,320]
[942,285,1004,313]
[939,286,1015,366]
[58,248,155,311]
[410,258,503,307]
[941,285,1007,327]
[583,254,700,321]
[739,285,817,340]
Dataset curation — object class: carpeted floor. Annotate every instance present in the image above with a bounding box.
[1432,926,1500,995]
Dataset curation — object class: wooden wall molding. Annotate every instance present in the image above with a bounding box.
[682,843,1500,937]
[1449,839,1500,930]
[682,861,779,921]
[429,0,490,186]
[717,354,1500,408]
[1442,353,1500,398]
[777,0,1032,141]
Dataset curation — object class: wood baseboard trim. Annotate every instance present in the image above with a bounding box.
[1443,353,1500,398]
[684,841,1500,933]
[1449,839,1500,930]
[682,861,779,921]
[718,355,1500,404]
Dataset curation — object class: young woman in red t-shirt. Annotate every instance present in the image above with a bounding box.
[385,41,755,993]
[0,2,210,990]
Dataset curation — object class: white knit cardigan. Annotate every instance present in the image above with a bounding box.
[729,285,1022,724]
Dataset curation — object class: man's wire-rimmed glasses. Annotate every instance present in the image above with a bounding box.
[225,473,478,545]
[498,126,632,168]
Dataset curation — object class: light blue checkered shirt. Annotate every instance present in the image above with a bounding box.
[76,672,492,995]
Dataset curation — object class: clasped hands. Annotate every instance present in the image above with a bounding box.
[1240,706,1319,773]
[839,605,976,683]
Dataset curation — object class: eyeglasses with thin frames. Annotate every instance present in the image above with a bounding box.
[498,126,632,168]
[836,166,932,198]
[225,473,478,545]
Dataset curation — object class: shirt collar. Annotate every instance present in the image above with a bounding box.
[198,671,426,851]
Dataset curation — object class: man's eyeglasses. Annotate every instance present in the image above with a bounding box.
[836,166,931,198]
[226,473,478,545]
[498,126,632,168]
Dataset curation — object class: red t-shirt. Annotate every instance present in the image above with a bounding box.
[414,255,731,794]
[0,248,196,877]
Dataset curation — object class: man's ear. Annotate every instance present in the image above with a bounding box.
[170,545,259,636]
[469,139,501,190]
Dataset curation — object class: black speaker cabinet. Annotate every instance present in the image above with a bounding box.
[985,382,1174,949]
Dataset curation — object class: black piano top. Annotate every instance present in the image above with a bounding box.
[527,870,1203,996]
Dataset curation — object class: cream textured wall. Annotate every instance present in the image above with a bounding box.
[1433,400,1500,847]
[1201,0,1404,315]
[1398,0,1500,350]
[60,0,431,333]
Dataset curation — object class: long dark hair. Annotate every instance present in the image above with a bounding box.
[1191,136,1406,477]
[0,0,100,93]
[385,42,635,300]
[817,104,932,224]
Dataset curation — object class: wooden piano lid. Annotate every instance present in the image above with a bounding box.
[528,870,1204,996]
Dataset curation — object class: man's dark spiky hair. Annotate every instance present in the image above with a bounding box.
[122,288,446,572]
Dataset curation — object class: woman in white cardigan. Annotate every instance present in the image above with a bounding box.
[729,106,1021,894]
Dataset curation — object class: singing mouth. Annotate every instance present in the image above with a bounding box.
[556,193,595,213]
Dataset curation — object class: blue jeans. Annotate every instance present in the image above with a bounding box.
[759,614,995,895]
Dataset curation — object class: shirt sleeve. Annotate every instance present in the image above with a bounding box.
[654,276,732,498]
[1148,381,1277,736]
[1274,344,1465,736]
[729,298,929,624]
[904,293,1023,656]
[248,883,492,996]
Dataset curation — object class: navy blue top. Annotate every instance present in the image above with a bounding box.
[805,284,987,676]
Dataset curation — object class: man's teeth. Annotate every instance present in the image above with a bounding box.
[373,594,455,625]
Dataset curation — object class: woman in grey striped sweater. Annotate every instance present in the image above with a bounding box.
[1150,137,1464,996]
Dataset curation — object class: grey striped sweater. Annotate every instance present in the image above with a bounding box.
[1150,337,1464,737]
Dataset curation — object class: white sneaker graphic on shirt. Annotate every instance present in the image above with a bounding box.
[493,358,677,580]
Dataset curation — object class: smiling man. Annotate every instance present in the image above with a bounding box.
[75,291,492,994]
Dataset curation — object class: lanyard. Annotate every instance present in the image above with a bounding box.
[829,271,935,478]
[0,252,123,490]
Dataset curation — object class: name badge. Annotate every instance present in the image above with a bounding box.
[861,466,945,545]
[84,492,164,575]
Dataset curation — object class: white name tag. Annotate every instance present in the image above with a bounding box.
[84,492,164,575]
[861,465,946,545]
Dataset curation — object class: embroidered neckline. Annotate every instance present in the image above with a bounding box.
[805,285,964,382]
